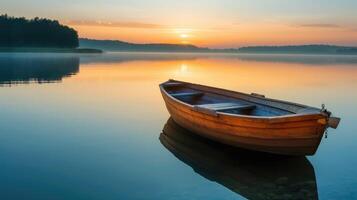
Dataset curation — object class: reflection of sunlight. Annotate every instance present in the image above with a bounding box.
[75,55,357,108]
[180,64,188,72]
[173,64,191,78]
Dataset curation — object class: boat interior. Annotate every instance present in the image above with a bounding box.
[161,81,316,117]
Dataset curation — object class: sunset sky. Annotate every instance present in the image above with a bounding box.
[2,0,357,48]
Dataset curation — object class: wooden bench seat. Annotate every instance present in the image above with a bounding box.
[171,92,204,98]
[163,82,184,87]
[194,102,256,116]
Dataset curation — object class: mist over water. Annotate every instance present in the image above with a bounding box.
[0,52,356,199]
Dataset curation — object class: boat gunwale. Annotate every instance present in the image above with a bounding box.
[160,80,326,122]
[164,96,325,131]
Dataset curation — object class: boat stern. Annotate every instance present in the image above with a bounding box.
[328,116,341,129]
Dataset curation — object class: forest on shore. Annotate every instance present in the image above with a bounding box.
[0,14,78,48]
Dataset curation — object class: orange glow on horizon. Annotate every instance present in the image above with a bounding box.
[65,21,357,48]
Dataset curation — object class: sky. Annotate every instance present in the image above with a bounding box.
[1,0,357,48]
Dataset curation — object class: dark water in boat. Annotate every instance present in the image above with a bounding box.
[0,52,356,199]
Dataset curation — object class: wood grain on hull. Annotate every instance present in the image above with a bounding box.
[161,87,327,155]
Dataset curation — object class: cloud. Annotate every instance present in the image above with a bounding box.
[350,27,357,32]
[64,20,230,32]
[296,23,341,28]
[64,20,166,29]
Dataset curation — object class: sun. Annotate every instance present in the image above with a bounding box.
[173,28,194,43]
[180,34,189,38]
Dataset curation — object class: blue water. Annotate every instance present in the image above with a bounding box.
[0,52,356,199]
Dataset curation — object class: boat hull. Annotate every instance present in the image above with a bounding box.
[161,89,327,156]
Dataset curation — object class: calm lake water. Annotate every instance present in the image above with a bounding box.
[0,52,356,199]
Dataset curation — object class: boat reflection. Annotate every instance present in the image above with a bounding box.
[160,118,318,200]
[0,54,79,86]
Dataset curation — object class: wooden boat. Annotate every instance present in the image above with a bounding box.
[159,79,340,156]
[160,118,318,199]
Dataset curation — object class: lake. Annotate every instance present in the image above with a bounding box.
[0,52,356,199]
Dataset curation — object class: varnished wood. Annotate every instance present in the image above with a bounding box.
[328,117,341,129]
[160,79,340,155]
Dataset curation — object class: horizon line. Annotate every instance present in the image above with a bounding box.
[79,38,357,49]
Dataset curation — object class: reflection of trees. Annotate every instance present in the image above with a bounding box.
[160,118,318,200]
[0,55,79,85]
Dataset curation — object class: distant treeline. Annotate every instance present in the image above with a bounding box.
[0,15,78,48]
[79,38,212,52]
[80,39,357,55]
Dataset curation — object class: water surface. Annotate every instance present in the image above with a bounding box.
[0,52,356,199]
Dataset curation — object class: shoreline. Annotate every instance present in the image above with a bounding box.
[85,50,357,56]
[1,48,357,56]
